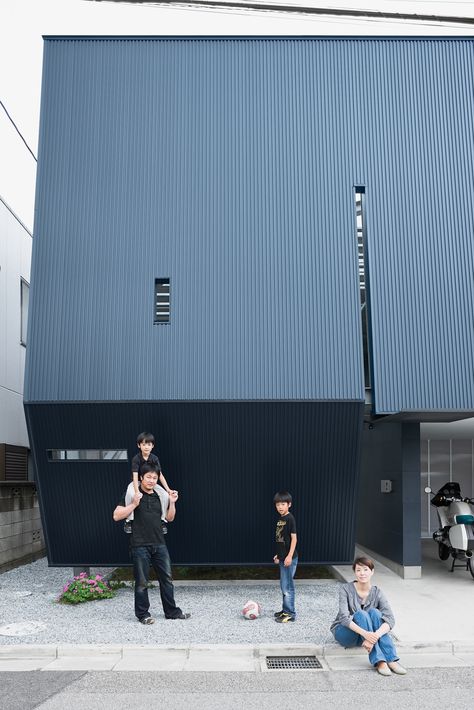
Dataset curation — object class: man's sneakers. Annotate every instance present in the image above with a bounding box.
[140,613,191,622]
[274,610,284,618]
[275,612,295,623]
[123,521,132,534]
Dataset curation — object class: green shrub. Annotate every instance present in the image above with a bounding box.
[58,572,116,605]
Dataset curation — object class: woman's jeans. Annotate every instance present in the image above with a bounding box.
[131,544,181,620]
[334,608,399,666]
[279,556,298,617]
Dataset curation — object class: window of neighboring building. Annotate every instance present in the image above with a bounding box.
[47,450,128,461]
[154,278,170,324]
[20,278,29,346]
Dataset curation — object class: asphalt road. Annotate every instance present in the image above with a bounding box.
[2,667,474,710]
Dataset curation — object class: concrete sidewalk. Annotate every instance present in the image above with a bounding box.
[0,639,473,673]
[333,540,474,647]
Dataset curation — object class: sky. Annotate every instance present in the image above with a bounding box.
[1,0,474,229]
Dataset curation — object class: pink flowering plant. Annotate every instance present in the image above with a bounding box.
[58,572,116,604]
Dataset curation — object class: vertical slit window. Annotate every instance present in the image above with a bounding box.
[355,187,371,389]
[20,278,29,346]
[154,278,170,324]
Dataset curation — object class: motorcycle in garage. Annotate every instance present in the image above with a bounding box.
[425,481,474,578]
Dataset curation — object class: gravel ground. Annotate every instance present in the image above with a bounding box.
[0,558,339,646]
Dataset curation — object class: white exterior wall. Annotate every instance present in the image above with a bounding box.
[0,198,32,447]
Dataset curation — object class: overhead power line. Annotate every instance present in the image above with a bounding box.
[89,0,474,25]
[0,100,37,163]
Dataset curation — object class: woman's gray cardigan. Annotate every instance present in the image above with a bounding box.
[330,581,395,634]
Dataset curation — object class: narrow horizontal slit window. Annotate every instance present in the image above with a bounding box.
[154,278,170,324]
[47,450,128,461]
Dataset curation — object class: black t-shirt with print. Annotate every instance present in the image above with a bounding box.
[275,512,297,560]
[119,486,165,547]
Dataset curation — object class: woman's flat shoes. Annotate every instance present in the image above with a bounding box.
[388,661,407,675]
[376,662,392,676]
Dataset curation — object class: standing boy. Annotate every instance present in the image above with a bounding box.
[273,491,298,623]
[123,432,176,533]
[113,462,190,624]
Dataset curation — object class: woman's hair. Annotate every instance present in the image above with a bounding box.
[352,556,375,571]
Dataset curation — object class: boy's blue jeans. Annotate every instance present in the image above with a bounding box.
[279,556,298,617]
[131,544,182,621]
[334,608,399,666]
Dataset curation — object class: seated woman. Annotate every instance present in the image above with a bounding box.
[330,556,407,676]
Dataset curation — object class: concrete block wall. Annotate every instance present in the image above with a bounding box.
[0,483,45,570]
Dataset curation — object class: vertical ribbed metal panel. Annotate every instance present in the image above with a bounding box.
[28,37,364,403]
[360,39,474,413]
[25,401,362,565]
[27,38,474,412]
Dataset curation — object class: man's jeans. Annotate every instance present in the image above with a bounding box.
[334,608,399,666]
[131,544,181,620]
[279,556,298,617]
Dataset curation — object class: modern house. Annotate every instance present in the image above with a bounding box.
[25,37,474,574]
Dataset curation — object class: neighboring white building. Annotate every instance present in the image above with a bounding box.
[0,190,45,569]
[0,99,35,481]
[0,108,42,567]
[0,196,32,469]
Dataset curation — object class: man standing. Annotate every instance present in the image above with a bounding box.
[113,462,191,624]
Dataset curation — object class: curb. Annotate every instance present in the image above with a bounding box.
[1,641,474,659]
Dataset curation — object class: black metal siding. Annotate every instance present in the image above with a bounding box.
[25,401,362,565]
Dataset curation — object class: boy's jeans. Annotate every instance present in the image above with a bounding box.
[279,556,298,617]
[131,544,182,620]
[333,608,399,666]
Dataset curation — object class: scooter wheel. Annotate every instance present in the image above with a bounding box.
[438,543,450,561]
[468,556,474,580]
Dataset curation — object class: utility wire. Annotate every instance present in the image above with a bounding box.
[89,0,474,25]
[0,100,37,163]
[104,1,474,29]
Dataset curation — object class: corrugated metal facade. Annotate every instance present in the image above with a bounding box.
[27,38,474,412]
[25,38,474,566]
[29,37,368,404]
[25,401,362,565]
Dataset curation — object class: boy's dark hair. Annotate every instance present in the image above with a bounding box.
[352,556,375,571]
[139,462,160,478]
[273,491,292,504]
[137,431,155,446]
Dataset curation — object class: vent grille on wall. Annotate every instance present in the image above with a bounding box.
[0,444,29,482]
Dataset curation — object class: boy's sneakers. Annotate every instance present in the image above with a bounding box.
[274,610,285,618]
[123,521,132,534]
[275,612,295,623]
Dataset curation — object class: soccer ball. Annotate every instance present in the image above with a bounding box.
[242,599,261,620]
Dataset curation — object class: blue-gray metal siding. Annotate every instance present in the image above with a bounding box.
[26,37,474,413]
[358,422,421,566]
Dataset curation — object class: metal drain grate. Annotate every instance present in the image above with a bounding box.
[266,655,322,670]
